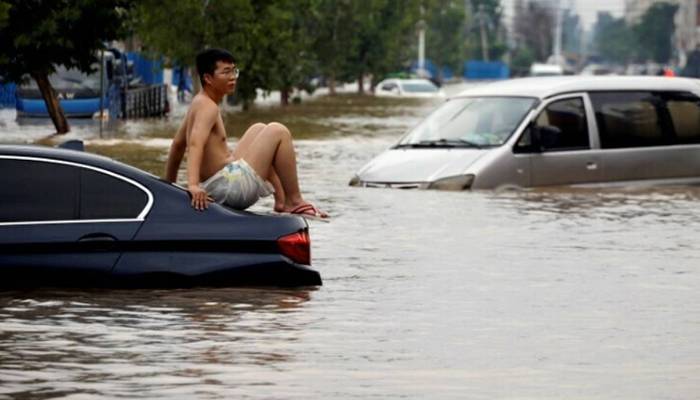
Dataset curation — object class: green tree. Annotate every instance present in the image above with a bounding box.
[133,0,255,104]
[0,0,133,134]
[0,1,9,24]
[633,2,678,63]
[466,0,506,61]
[248,0,316,105]
[513,0,553,62]
[426,0,466,81]
[593,13,635,64]
[510,45,534,76]
[306,0,422,95]
[349,0,422,92]
[135,0,315,108]
[306,0,357,94]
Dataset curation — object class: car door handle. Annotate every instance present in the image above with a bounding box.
[586,162,598,171]
[78,233,117,242]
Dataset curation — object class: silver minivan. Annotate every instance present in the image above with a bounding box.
[350,76,700,190]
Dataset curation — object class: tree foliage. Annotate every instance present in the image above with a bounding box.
[0,0,133,133]
[634,2,678,64]
[592,3,678,65]
[513,0,554,62]
[135,0,454,101]
[349,0,422,91]
[426,0,466,79]
[593,13,634,64]
[465,0,506,61]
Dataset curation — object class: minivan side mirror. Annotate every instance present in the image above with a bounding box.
[532,124,562,152]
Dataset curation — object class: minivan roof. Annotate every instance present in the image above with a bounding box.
[456,76,700,99]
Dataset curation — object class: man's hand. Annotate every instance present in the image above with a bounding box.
[188,184,213,211]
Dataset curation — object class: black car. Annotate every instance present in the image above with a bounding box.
[0,142,321,288]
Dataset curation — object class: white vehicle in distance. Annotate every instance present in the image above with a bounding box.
[529,63,564,77]
[350,76,700,190]
[374,78,446,98]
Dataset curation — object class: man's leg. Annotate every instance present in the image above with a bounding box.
[235,122,307,211]
[267,170,286,211]
[234,123,286,211]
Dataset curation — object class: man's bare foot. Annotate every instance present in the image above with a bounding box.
[284,202,329,219]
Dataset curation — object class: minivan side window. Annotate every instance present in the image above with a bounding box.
[664,92,700,144]
[517,97,589,152]
[0,159,79,222]
[590,92,669,148]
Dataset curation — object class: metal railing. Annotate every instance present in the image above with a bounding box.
[121,84,168,119]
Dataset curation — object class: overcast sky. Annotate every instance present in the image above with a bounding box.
[501,0,626,31]
[575,0,625,28]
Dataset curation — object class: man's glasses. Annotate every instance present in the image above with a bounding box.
[216,67,240,79]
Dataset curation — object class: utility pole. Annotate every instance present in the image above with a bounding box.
[99,49,105,138]
[552,0,563,64]
[417,5,427,77]
[478,4,489,61]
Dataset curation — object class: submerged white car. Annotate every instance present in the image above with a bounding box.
[374,78,446,98]
[351,76,700,190]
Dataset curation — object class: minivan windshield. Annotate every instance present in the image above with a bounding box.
[396,96,537,148]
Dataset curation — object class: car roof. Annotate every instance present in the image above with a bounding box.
[455,76,700,99]
[0,144,156,181]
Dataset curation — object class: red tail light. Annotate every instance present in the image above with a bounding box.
[277,229,311,265]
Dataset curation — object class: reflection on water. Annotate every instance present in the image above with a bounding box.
[1,82,700,399]
[0,289,313,399]
[498,185,700,221]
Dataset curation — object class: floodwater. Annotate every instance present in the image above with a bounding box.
[1,83,699,399]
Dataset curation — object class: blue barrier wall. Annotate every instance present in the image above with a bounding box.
[441,66,454,81]
[464,61,510,80]
[16,96,108,117]
[0,83,16,108]
[127,52,164,85]
[172,66,193,92]
[409,60,459,81]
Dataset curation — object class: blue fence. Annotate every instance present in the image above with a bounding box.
[408,60,458,81]
[464,61,510,80]
[0,83,16,108]
[126,52,164,85]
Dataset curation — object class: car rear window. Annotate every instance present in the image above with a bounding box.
[0,158,148,223]
[0,159,78,222]
[80,168,148,219]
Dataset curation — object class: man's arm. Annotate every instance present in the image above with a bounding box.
[186,103,218,210]
[164,122,187,183]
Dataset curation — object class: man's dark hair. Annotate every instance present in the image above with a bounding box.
[195,48,236,86]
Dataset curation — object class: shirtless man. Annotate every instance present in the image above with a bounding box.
[164,48,328,219]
